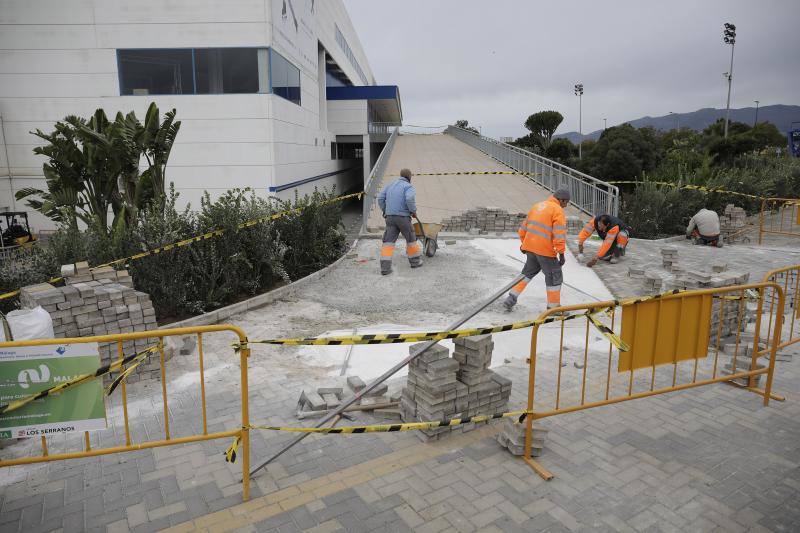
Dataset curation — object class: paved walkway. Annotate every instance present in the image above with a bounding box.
[366,134,581,231]
[1,239,799,532]
[572,236,800,300]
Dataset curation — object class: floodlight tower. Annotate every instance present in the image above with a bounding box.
[574,83,584,158]
[723,22,736,139]
[754,100,760,127]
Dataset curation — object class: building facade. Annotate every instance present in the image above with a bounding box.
[0,0,401,230]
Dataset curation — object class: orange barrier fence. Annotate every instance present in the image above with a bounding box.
[760,265,800,360]
[759,198,800,244]
[0,325,253,501]
[520,282,785,480]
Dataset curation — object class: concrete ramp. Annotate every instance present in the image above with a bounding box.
[367,133,581,231]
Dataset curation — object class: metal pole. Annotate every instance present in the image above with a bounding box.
[754,100,759,127]
[724,42,735,139]
[248,273,526,477]
[578,94,582,159]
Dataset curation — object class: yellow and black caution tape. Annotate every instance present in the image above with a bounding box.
[0,345,159,416]
[416,171,524,176]
[607,180,765,200]
[586,313,630,351]
[224,409,534,463]
[240,305,643,352]
[0,192,363,302]
[242,311,585,347]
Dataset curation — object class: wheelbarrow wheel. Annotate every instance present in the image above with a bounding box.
[424,238,437,257]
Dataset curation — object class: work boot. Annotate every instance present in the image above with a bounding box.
[502,293,517,311]
[410,257,423,268]
[609,256,620,264]
[547,303,567,316]
[381,265,392,275]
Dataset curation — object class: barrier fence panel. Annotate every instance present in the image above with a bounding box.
[0,325,253,501]
[759,198,800,244]
[520,282,785,479]
[760,265,800,364]
[444,125,619,217]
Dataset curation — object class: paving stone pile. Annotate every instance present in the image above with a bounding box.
[296,377,401,419]
[19,262,159,381]
[720,204,748,243]
[496,417,549,457]
[400,334,511,442]
[440,207,526,233]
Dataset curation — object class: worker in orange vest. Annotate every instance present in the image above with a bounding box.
[578,214,630,267]
[503,189,570,311]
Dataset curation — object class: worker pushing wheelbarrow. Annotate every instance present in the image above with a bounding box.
[377,168,441,275]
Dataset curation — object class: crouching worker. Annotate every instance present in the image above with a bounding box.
[686,208,723,247]
[579,214,630,267]
[377,168,422,275]
[503,189,570,311]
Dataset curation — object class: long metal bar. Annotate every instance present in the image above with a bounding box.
[248,273,526,477]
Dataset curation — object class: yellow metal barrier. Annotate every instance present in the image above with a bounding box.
[760,265,800,362]
[520,282,785,480]
[0,325,253,501]
[759,198,800,244]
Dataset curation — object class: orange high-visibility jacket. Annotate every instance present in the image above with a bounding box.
[518,196,567,257]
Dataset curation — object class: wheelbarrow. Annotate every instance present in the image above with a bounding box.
[413,217,443,257]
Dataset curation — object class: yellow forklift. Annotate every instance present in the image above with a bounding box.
[0,211,38,249]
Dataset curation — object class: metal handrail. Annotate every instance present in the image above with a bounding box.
[444,125,619,216]
[362,126,399,232]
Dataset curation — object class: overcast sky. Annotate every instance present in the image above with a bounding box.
[343,0,800,139]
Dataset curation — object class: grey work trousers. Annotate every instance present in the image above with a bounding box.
[380,215,421,272]
[507,252,563,307]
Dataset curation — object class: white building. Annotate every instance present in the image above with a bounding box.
[0,0,402,230]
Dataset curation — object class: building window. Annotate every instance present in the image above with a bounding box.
[118,48,267,95]
[334,24,369,85]
[195,48,261,94]
[269,49,301,105]
[118,49,194,95]
[330,142,337,159]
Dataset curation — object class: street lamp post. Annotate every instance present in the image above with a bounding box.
[603,118,607,130]
[723,22,736,139]
[669,111,679,130]
[754,100,760,127]
[574,83,584,159]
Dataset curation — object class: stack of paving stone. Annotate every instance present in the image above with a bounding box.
[296,378,400,419]
[628,266,646,279]
[18,265,158,379]
[400,343,463,441]
[62,261,133,287]
[400,335,512,442]
[720,204,748,242]
[642,271,665,294]
[722,356,765,386]
[496,417,549,457]
[661,247,679,270]
[440,207,526,234]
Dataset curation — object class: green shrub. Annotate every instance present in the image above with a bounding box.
[0,247,59,313]
[270,188,346,280]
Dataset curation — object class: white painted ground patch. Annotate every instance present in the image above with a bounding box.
[298,239,617,379]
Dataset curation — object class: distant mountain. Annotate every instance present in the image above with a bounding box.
[554,104,800,144]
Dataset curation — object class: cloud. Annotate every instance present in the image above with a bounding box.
[343,0,800,138]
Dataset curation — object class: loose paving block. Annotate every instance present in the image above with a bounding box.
[363,382,388,397]
[347,376,366,393]
[298,390,327,411]
[373,408,402,420]
[321,393,340,408]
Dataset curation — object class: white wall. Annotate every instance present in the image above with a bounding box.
[0,0,375,231]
